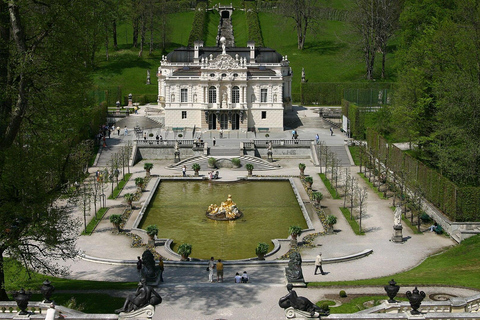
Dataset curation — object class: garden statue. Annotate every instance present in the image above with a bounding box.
[141,250,158,283]
[206,194,243,220]
[301,68,306,82]
[394,205,402,226]
[146,70,151,85]
[285,251,305,283]
[115,279,162,315]
[392,205,403,243]
[279,283,328,319]
[267,141,273,162]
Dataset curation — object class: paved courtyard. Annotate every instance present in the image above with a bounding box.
[57,105,468,319]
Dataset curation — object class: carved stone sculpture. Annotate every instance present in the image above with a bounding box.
[141,250,157,282]
[285,251,304,283]
[115,279,162,314]
[279,284,327,318]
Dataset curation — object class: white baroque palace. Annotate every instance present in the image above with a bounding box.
[157,40,292,131]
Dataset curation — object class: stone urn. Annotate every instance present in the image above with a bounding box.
[40,279,55,303]
[384,279,400,303]
[406,287,426,315]
[13,289,31,315]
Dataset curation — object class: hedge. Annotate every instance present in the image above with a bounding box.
[301,82,394,106]
[245,1,263,46]
[366,129,480,222]
[188,2,207,46]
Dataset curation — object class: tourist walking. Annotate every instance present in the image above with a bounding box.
[208,257,216,282]
[315,134,319,144]
[117,126,120,135]
[182,165,186,177]
[314,252,325,275]
[330,127,333,136]
[158,259,164,282]
[216,259,224,282]
[124,126,128,136]
[213,137,216,146]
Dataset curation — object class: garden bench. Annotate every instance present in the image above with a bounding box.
[257,127,269,133]
[435,225,444,234]
[172,127,184,131]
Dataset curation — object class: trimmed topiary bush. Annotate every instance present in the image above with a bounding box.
[339,290,347,298]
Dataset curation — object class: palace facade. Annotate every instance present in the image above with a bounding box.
[157,40,292,131]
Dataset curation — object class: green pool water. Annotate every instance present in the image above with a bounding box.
[140,180,307,260]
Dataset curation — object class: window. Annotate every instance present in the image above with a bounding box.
[232,86,240,103]
[261,89,267,102]
[182,111,187,119]
[181,89,188,103]
[209,86,217,103]
[261,111,267,119]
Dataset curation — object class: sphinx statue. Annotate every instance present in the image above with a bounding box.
[279,284,328,319]
[115,279,162,315]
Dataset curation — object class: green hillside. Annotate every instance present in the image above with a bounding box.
[92,1,397,104]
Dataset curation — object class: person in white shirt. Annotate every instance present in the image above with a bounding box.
[241,271,249,283]
[234,272,242,283]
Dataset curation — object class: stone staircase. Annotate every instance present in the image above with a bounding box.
[167,155,279,171]
[328,145,352,166]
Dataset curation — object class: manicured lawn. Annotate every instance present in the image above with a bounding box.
[319,173,341,199]
[339,207,365,235]
[205,10,221,46]
[232,10,247,47]
[3,258,137,293]
[309,234,480,289]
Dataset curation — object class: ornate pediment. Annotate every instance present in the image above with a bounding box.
[208,54,240,70]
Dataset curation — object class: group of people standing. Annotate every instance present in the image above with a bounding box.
[207,257,249,283]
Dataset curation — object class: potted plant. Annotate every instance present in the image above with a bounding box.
[289,225,302,241]
[231,158,241,168]
[312,191,323,208]
[177,243,192,261]
[304,176,313,189]
[246,163,254,176]
[109,214,123,232]
[255,242,269,260]
[192,163,201,176]
[144,163,153,177]
[298,163,306,176]
[326,215,337,233]
[135,177,145,191]
[124,193,134,209]
[145,224,159,240]
[208,157,216,169]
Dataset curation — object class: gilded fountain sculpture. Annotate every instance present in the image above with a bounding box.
[206,194,243,221]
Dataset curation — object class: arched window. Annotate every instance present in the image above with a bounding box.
[232,86,240,103]
[208,86,217,104]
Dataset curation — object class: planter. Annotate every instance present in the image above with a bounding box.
[257,254,265,260]
[247,170,253,176]
[194,170,199,177]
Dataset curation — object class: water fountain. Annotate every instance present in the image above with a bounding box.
[140,180,308,260]
[206,194,243,220]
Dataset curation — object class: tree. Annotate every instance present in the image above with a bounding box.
[0,0,95,300]
[277,0,320,50]
[356,187,368,232]
[350,0,402,80]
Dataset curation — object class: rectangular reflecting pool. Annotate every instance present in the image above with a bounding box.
[140,180,307,260]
